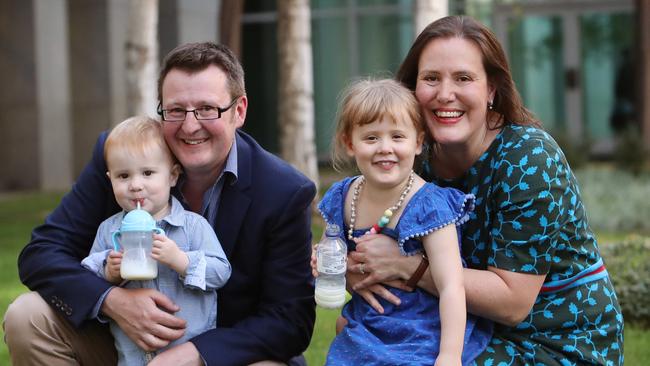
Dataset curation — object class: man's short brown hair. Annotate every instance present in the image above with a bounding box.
[157,42,245,101]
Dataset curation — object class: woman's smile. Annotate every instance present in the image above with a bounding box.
[415,37,495,149]
[433,108,465,124]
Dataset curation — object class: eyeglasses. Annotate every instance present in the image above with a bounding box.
[157,97,240,122]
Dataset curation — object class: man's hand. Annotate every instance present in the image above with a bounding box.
[310,245,318,278]
[149,342,202,366]
[101,287,187,351]
[152,234,189,275]
[105,250,123,284]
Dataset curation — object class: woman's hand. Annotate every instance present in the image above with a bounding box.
[346,242,406,313]
[349,234,413,289]
[346,272,403,314]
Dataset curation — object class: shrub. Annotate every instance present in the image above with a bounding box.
[550,130,591,170]
[600,236,650,328]
[577,167,650,234]
[612,127,648,176]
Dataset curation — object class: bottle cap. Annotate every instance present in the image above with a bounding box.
[325,223,341,237]
[119,208,157,232]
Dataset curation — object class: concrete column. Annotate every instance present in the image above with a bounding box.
[177,0,220,43]
[34,0,72,190]
[0,0,38,190]
[68,0,111,175]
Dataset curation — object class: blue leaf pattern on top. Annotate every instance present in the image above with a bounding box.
[421,125,623,365]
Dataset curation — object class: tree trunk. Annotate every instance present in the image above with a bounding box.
[277,0,319,190]
[126,0,158,117]
[220,0,244,59]
[414,0,448,36]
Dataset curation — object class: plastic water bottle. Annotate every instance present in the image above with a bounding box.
[315,223,347,308]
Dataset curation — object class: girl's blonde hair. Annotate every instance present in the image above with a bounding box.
[104,116,177,169]
[332,78,423,171]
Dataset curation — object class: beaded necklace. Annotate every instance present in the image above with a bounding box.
[347,170,415,240]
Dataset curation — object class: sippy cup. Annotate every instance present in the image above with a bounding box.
[111,207,164,280]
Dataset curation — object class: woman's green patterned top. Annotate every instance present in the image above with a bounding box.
[423,124,624,365]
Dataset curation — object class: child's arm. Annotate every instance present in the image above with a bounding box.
[171,216,232,291]
[81,220,122,284]
[104,250,123,284]
[152,234,189,275]
[422,224,465,366]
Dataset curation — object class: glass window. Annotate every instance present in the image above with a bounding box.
[581,12,635,140]
[508,16,564,131]
[358,0,398,5]
[244,0,275,13]
[313,16,351,158]
[243,0,414,157]
[358,13,412,76]
[242,21,279,153]
[312,0,347,9]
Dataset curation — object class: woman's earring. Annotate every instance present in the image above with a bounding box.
[488,101,494,110]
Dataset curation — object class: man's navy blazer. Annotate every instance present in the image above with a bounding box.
[18,130,317,366]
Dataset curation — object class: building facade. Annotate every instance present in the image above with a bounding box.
[0,0,640,191]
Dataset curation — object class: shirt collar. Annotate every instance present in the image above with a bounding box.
[222,137,238,185]
[173,136,239,208]
[158,196,188,227]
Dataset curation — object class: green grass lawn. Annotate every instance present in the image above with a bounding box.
[0,191,65,364]
[1,191,649,365]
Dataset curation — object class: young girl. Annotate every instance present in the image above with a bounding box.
[81,116,231,365]
[317,79,492,365]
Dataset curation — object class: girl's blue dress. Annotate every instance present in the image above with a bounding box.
[318,177,493,366]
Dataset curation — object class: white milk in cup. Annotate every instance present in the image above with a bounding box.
[111,207,163,280]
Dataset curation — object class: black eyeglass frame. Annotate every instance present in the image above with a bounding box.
[157,96,240,122]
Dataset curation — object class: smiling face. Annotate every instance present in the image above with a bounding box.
[415,37,495,149]
[107,144,179,220]
[346,117,424,189]
[160,65,246,178]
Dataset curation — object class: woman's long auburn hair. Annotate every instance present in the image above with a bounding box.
[396,15,540,129]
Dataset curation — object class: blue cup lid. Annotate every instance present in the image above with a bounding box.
[119,208,157,232]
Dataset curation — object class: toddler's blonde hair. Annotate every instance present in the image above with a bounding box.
[104,116,177,169]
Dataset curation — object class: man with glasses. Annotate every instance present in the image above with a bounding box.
[4,42,316,366]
